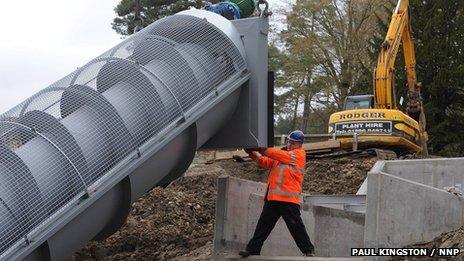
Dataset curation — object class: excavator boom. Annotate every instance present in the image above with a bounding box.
[375,0,415,110]
[327,0,428,156]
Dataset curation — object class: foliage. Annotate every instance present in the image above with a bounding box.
[112,0,220,35]
[408,0,464,156]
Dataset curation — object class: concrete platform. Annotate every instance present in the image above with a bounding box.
[225,255,361,261]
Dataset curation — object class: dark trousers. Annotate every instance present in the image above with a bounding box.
[246,200,314,255]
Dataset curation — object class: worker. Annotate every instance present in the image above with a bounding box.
[239,130,315,258]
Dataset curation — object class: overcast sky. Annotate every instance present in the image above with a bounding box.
[0,0,286,114]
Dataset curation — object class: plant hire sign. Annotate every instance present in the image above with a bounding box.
[335,121,392,135]
[333,112,395,135]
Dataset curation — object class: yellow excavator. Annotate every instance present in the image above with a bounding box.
[327,0,428,156]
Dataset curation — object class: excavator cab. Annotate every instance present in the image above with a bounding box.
[343,95,374,110]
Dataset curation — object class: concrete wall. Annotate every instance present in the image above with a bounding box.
[313,206,364,257]
[364,171,464,249]
[358,158,464,194]
[214,176,365,260]
[214,175,267,261]
[214,175,311,260]
[383,158,464,189]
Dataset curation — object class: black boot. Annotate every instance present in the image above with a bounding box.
[239,250,251,258]
[304,249,315,257]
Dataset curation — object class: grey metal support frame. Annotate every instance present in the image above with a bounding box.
[202,17,269,149]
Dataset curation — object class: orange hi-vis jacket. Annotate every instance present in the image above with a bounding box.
[250,148,306,205]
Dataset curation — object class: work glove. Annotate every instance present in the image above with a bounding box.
[244,148,254,154]
[244,148,266,154]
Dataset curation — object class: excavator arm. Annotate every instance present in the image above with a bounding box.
[374,0,428,155]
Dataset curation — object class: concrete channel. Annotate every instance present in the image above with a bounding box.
[213,158,464,260]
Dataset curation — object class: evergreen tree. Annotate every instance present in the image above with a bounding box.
[374,0,464,155]
[112,0,220,35]
[410,0,464,156]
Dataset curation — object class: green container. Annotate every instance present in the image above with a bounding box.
[227,0,256,18]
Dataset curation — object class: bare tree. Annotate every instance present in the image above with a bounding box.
[281,0,383,111]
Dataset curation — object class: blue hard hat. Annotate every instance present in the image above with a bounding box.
[287,130,304,143]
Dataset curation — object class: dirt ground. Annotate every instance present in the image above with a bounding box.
[390,227,464,261]
[72,151,377,260]
[223,153,377,195]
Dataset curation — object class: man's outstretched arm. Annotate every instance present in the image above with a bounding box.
[248,151,276,169]
[262,148,297,165]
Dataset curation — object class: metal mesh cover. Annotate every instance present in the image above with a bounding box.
[0,13,246,256]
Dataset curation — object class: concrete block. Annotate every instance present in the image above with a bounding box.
[303,195,366,215]
[214,176,367,260]
[313,206,364,257]
[343,204,366,213]
[364,172,464,248]
[216,158,464,261]
[214,175,267,260]
[357,161,385,195]
[356,178,368,195]
[382,158,464,189]
[304,195,366,206]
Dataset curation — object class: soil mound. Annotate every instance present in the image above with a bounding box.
[72,152,376,260]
